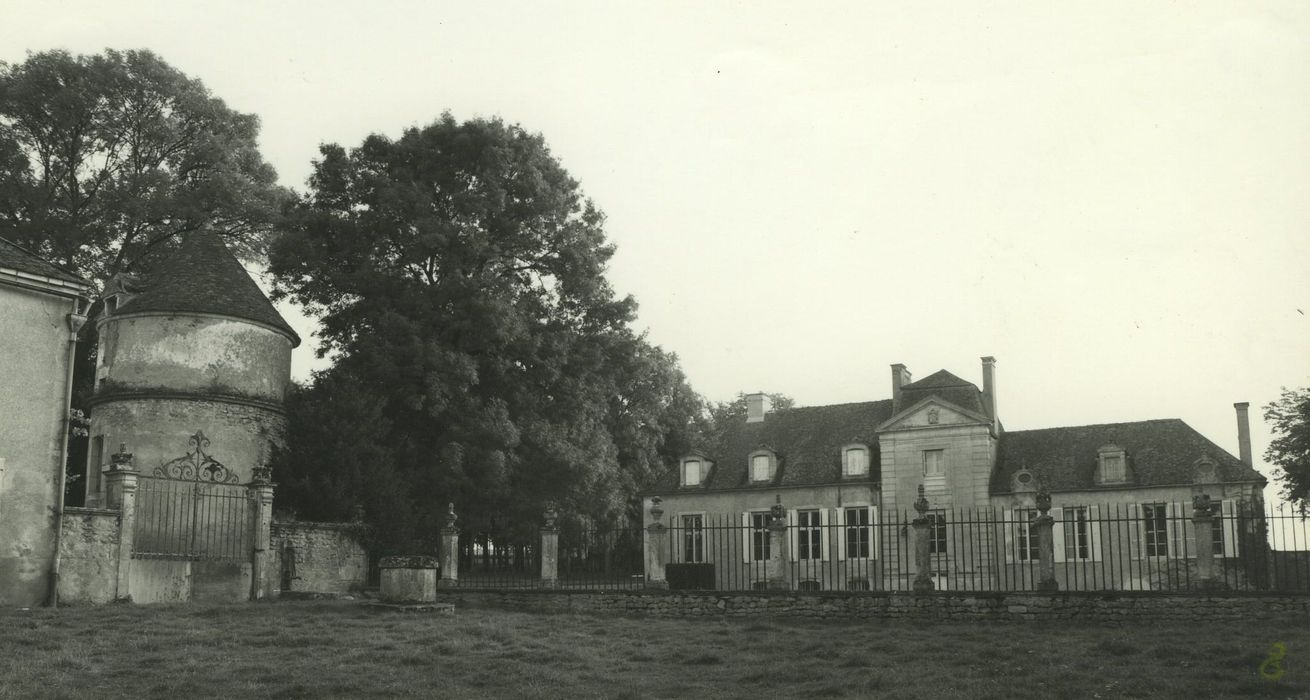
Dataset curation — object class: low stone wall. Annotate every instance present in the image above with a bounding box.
[272,520,368,595]
[431,589,1310,621]
[57,507,121,604]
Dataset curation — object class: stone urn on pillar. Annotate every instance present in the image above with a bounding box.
[911,484,934,593]
[1034,489,1058,592]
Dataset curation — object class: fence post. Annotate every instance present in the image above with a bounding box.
[540,504,559,588]
[439,503,460,587]
[1034,490,1058,592]
[104,444,138,602]
[912,485,934,592]
[1191,494,1220,591]
[766,497,789,590]
[248,463,276,600]
[644,497,669,589]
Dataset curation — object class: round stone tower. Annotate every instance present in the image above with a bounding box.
[84,233,300,505]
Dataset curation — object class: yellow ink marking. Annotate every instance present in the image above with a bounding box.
[1260,642,1287,681]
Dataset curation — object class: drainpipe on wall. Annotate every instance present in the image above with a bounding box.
[48,300,88,608]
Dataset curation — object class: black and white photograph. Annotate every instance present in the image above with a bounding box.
[1,2,1308,698]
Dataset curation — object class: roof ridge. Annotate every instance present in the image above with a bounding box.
[1005,418,1184,434]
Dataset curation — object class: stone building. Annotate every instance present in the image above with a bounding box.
[76,232,300,602]
[643,357,1267,592]
[0,237,93,607]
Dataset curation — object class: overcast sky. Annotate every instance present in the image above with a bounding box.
[6,1,1308,506]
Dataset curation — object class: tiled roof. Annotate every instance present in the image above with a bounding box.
[0,236,91,287]
[897,369,991,418]
[114,232,300,345]
[993,419,1265,493]
[654,400,894,492]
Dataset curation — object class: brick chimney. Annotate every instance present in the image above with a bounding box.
[891,364,911,408]
[1234,402,1253,467]
[746,393,771,423]
[981,356,998,433]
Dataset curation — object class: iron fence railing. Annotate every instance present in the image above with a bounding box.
[654,502,1309,593]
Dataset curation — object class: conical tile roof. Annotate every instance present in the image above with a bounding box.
[115,233,300,346]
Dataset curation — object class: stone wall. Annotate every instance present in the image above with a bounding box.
[272,521,368,595]
[57,508,121,604]
[431,588,1310,621]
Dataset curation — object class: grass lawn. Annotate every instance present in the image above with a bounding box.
[1,599,1307,699]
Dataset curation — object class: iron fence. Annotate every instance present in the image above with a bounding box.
[653,502,1310,593]
[133,475,253,562]
[450,526,645,590]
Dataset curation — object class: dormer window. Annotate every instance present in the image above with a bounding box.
[842,444,869,477]
[682,459,703,487]
[748,448,777,483]
[1096,445,1128,485]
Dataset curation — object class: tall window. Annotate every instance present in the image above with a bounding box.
[843,448,868,477]
[1063,506,1091,560]
[1143,503,1168,557]
[1101,455,1125,482]
[797,509,821,560]
[928,511,948,555]
[1015,508,1039,562]
[923,450,945,478]
[1212,507,1226,555]
[845,507,871,559]
[88,435,105,495]
[681,514,704,563]
[682,460,701,486]
[751,454,770,482]
[751,512,772,561]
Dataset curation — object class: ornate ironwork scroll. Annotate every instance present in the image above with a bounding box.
[154,430,240,483]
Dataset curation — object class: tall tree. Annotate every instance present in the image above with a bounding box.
[0,49,287,285]
[269,114,701,550]
[1265,386,1310,507]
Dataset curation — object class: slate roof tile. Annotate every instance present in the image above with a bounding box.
[0,236,92,287]
[993,419,1265,493]
[114,232,300,345]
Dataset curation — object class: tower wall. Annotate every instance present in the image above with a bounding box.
[97,313,292,402]
[85,310,294,506]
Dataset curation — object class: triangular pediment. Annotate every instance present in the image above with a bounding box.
[876,396,991,432]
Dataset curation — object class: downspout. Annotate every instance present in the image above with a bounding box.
[48,297,88,608]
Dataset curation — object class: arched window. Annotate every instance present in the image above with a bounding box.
[682,459,702,486]
[842,445,869,477]
[749,449,776,483]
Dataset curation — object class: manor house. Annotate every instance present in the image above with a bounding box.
[643,358,1266,592]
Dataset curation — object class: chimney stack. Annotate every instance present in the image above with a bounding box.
[891,364,912,407]
[746,393,771,423]
[981,356,998,432]
[1234,402,1253,467]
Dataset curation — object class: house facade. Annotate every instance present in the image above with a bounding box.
[0,237,93,607]
[642,357,1267,592]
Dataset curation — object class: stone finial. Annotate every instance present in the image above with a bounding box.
[649,496,664,524]
[442,502,457,530]
[1036,489,1051,515]
[770,494,785,523]
[250,462,273,485]
[109,443,134,471]
[543,503,559,529]
[1192,493,1215,517]
[913,484,929,516]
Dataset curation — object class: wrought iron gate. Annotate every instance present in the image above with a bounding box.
[132,431,253,562]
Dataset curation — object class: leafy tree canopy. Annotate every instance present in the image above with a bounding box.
[1265,386,1310,507]
[0,49,287,285]
[269,114,702,550]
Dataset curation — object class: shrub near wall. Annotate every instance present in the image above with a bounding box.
[431,589,1310,622]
